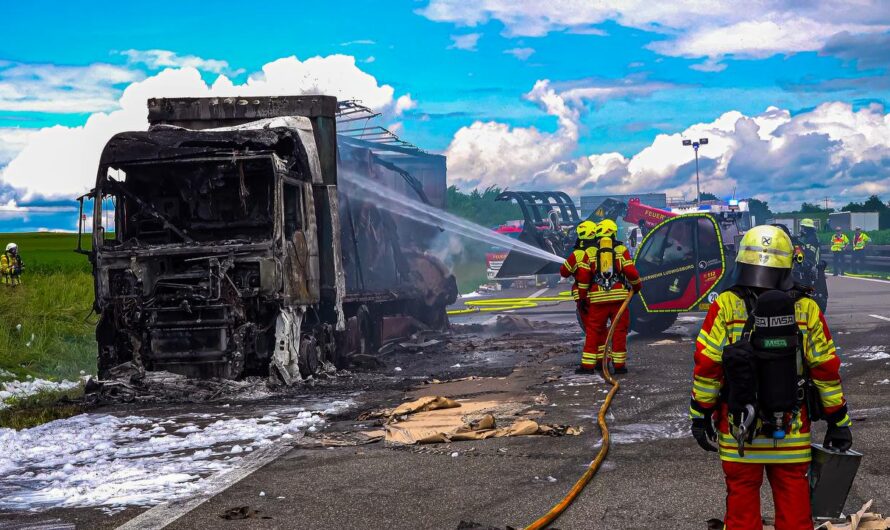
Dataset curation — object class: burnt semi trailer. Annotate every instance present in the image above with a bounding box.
[79,96,457,381]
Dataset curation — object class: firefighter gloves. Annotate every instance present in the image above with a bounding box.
[692,416,718,452]
[824,425,853,452]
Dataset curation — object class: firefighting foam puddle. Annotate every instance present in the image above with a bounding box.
[0,399,352,512]
[0,376,86,409]
[848,346,890,361]
[593,414,688,446]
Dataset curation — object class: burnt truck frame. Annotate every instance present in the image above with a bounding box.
[78,96,456,382]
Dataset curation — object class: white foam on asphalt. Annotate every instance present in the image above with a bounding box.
[0,400,352,512]
[847,346,890,361]
[609,420,688,445]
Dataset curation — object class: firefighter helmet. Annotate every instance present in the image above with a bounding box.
[5,243,16,252]
[735,225,794,290]
[800,218,816,229]
[596,219,618,238]
[576,220,597,240]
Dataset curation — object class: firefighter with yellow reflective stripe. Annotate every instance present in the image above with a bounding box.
[561,221,596,361]
[1,243,23,286]
[851,226,871,274]
[689,225,851,529]
[559,220,596,304]
[830,226,850,276]
[575,219,641,374]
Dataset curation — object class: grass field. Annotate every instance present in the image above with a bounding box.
[0,233,96,381]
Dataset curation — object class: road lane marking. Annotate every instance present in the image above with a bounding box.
[869,314,890,322]
[117,441,296,530]
[529,287,550,299]
[836,276,890,285]
[481,287,553,324]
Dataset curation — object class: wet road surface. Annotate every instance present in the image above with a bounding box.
[2,276,889,529]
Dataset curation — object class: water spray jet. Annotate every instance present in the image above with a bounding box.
[340,171,564,265]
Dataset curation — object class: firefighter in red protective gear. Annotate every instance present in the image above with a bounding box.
[575,219,641,374]
[560,221,596,355]
[690,225,851,530]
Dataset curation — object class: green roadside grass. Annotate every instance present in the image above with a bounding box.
[0,386,85,430]
[0,233,94,427]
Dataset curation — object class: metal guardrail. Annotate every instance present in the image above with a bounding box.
[820,244,890,271]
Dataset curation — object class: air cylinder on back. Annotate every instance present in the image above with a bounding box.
[751,290,801,437]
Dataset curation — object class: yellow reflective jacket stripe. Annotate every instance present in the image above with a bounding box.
[691,291,846,463]
[853,233,870,250]
[830,234,849,251]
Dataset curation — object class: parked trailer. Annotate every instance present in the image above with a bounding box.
[78,96,457,382]
[828,211,879,231]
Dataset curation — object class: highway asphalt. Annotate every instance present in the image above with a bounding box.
[3,275,889,529]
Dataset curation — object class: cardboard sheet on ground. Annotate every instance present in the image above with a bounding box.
[371,396,581,445]
[815,500,889,530]
[358,396,461,421]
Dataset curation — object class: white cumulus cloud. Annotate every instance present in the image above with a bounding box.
[0,62,143,113]
[445,79,581,191]
[504,47,535,60]
[394,94,417,115]
[0,128,37,165]
[120,49,239,75]
[1,54,410,201]
[419,1,890,60]
[449,33,482,51]
[460,92,890,211]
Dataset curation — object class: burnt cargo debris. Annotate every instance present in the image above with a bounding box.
[80,96,457,382]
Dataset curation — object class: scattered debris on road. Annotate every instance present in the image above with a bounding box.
[220,505,270,520]
[362,395,581,444]
[815,500,889,530]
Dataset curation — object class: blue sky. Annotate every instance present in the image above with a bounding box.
[2,1,890,231]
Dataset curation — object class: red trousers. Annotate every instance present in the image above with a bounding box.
[581,301,629,369]
[722,461,812,530]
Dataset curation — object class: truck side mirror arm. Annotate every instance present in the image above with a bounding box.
[74,190,96,256]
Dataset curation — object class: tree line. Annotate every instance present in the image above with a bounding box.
[447,186,890,231]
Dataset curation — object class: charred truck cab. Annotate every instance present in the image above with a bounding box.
[82,96,456,381]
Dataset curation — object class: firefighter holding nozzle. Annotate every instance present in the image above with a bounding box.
[560,221,596,344]
[689,225,852,529]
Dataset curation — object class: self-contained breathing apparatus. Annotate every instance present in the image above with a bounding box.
[721,288,822,456]
[591,236,622,290]
[589,220,628,291]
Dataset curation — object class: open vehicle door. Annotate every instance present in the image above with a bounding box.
[635,213,728,313]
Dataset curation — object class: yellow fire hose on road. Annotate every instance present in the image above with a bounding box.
[447,292,574,315]
[523,291,634,530]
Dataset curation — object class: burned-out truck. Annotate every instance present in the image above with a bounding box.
[78,96,457,382]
